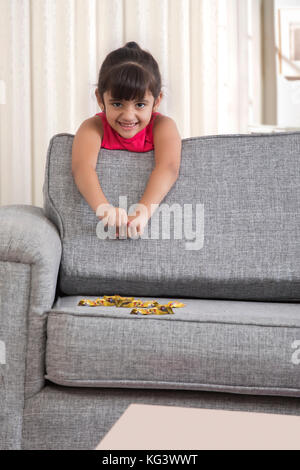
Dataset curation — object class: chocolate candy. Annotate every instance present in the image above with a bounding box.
[130,305,174,315]
[103,295,117,305]
[103,295,135,307]
[166,301,186,308]
[130,308,152,315]
[116,296,135,307]
[139,300,160,308]
[95,298,114,306]
[150,305,174,315]
[123,299,144,308]
[78,299,96,306]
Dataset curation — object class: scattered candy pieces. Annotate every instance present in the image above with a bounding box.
[77,295,185,315]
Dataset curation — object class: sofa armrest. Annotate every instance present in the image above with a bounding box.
[0,204,62,449]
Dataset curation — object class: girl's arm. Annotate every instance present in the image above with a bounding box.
[72,118,111,213]
[136,116,182,218]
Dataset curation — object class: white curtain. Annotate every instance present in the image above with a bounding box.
[0,0,263,207]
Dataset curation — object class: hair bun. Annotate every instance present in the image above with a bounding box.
[124,41,141,50]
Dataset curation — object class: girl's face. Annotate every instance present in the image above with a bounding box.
[96,89,162,138]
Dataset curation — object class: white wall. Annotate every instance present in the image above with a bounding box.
[275,0,300,127]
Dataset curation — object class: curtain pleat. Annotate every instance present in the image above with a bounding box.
[0,0,263,207]
[0,0,32,205]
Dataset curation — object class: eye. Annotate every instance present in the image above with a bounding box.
[111,102,145,109]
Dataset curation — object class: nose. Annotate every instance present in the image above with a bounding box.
[120,113,137,123]
[119,106,138,122]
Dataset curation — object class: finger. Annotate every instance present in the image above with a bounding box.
[127,223,133,238]
[101,216,109,227]
[122,221,128,234]
[116,211,122,227]
[117,212,125,227]
[129,223,138,239]
[122,213,128,225]
[116,225,124,237]
[107,212,116,227]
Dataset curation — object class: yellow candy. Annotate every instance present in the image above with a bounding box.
[78,299,97,306]
[166,301,186,308]
[102,295,135,307]
[149,306,174,315]
[97,299,115,306]
[130,305,174,315]
[117,296,135,307]
[139,300,160,308]
[130,308,152,315]
[124,300,143,308]
[102,296,117,305]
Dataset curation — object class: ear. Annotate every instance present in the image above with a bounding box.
[95,89,105,112]
[153,91,163,112]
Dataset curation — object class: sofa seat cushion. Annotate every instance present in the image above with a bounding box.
[45,296,300,397]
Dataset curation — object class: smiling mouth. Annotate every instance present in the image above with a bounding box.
[118,122,138,130]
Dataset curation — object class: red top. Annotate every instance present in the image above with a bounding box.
[95,112,161,153]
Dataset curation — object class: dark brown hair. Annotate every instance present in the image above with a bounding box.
[95,41,163,108]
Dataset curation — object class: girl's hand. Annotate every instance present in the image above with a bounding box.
[96,203,128,236]
[127,205,150,238]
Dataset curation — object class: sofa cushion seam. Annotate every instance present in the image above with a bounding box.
[46,310,300,329]
[42,376,300,392]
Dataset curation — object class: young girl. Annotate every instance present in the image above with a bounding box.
[72,41,182,238]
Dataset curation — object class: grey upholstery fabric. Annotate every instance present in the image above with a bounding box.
[43,132,300,301]
[45,295,300,397]
[22,384,300,450]
[0,205,62,449]
[0,261,29,450]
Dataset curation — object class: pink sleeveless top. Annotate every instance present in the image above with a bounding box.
[95,112,161,153]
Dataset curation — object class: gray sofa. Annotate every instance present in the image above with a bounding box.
[1,130,300,450]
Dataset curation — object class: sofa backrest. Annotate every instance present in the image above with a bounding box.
[43,131,300,301]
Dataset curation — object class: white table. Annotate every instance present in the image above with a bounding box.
[96,403,300,450]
